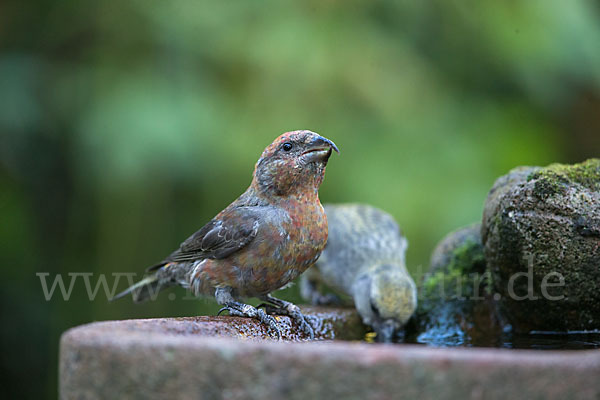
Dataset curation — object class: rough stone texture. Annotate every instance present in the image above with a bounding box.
[481,166,541,236]
[60,310,600,400]
[410,224,504,346]
[482,159,600,332]
[77,307,366,343]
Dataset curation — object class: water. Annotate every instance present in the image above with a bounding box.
[501,331,600,350]
[404,330,600,350]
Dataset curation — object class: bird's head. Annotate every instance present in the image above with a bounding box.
[352,263,417,343]
[253,130,339,197]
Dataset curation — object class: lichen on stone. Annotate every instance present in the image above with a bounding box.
[527,159,600,199]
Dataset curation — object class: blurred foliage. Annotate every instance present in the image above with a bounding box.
[1,0,600,398]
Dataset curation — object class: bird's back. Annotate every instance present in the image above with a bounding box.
[317,204,408,294]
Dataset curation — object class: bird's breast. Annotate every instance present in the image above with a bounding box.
[190,201,328,297]
[281,200,327,263]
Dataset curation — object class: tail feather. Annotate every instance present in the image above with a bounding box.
[111,275,163,303]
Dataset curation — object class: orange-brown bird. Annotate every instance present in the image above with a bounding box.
[113,130,339,339]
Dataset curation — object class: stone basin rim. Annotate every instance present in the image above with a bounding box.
[61,317,600,367]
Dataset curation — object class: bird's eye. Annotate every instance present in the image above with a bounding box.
[282,142,293,152]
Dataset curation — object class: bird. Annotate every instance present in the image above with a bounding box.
[300,204,417,342]
[113,130,339,339]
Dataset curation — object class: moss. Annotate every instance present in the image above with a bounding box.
[421,239,487,301]
[527,159,600,199]
[450,239,486,274]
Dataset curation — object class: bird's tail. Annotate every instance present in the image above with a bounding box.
[111,274,164,303]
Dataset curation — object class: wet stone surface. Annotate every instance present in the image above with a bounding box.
[408,223,505,347]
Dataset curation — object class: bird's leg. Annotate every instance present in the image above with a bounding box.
[259,294,316,339]
[215,287,282,340]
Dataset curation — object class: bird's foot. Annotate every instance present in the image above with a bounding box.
[259,296,317,339]
[218,301,282,340]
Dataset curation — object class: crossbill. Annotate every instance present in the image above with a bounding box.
[301,204,417,342]
[114,130,339,339]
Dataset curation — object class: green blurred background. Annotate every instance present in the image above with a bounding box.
[1,0,599,397]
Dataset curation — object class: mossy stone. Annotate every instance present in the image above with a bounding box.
[409,224,503,346]
[482,159,600,332]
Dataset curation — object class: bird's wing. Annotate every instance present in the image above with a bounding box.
[147,207,261,271]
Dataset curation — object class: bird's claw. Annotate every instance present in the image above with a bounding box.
[218,302,282,340]
[256,302,271,310]
[259,301,316,339]
[286,303,316,339]
[217,307,229,316]
[256,308,282,340]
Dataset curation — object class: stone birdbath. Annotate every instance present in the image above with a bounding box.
[60,306,600,400]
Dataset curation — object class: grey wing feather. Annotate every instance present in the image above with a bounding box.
[146,207,260,271]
